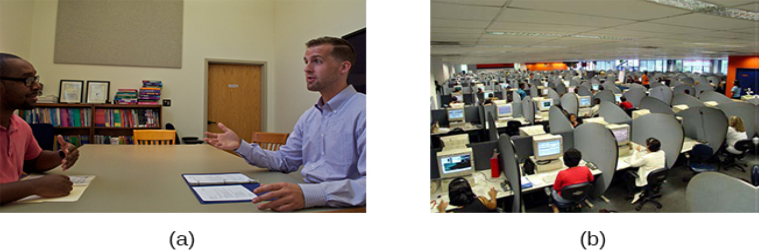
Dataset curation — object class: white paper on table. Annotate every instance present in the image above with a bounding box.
[17,186,88,203]
[183,173,256,185]
[191,185,258,202]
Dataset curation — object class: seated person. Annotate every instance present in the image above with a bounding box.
[568,113,581,128]
[448,96,462,107]
[549,148,594,212]
[618,97,633,109]
[726,116,748,155]
[590,98,601,117]
[517,84,527,99]
[625,138,665,204]
[437,177,497,213]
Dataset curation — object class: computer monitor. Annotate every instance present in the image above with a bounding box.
[497,103,513,118]
[584,117,607,125]
[447,108,465,123]
[538,99,553,111]
[568,87,575,93]
[614,94,622,103]
[484,91,494,100]
[440,134,469,150]
[592,84,599,91]
[632,109,650,120]
[437,149,474,179]
[501,84,509,90]
[533,134,563,161]
[578,96,591,108]
[607,124,630,146]
[453,94,464,103]
[542,88,549,96]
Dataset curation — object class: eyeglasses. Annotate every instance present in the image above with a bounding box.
[0,75,40,87]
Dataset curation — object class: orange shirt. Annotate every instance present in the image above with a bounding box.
[642,74,649,85]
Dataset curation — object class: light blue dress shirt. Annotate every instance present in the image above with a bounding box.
[235,85,366,208]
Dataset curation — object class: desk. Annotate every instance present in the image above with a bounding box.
[494,117,530,128]
[521,160,602,193]
[430,171,513,212]
[616,137,702,170]
[0,145,350,213]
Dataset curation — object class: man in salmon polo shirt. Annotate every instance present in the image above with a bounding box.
[0,53,80,205]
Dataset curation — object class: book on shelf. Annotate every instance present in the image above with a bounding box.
[93,135,134,145]
[21,108,90,127]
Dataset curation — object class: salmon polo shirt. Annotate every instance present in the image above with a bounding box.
[1,114,42,184]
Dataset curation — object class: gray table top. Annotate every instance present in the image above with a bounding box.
[0,144,337,213]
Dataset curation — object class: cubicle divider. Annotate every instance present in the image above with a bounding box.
[686,172,757,213]
[560,92,579,116]
[530,85,539,98]
[513,90,522,103]
[574,122,618,198]
[581,81,592,92]
[578,86,593,97]
[555,84,567,96]
[522,97,536,125]
[673,85,695,97]
[598,101,632,125]
[464,106,482,125]
[486,111,498,141]
[498,134,522,213]
[717,102,756,137]
[652,82,667,89]
[698,91,733,104]
[557,131,575,153]
[547,88,561,105]
[431,109,448,127]
[640,96,675,115]
[594,90,616,104]
[511,135,533,162]
[700,107,728,154]
[549,105,573,134]
[513,101,524,118]
[649,86,673,105]
[623,84,647,108]
[603,83,622,94]
[631,113,684,169]
[430,148,443,179]
[677,108,703,142]
[695,83,713,98]
[469,140,498,172]
[672,93,705,108]
[464,93,475,105]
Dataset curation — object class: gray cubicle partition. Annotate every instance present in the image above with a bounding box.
[431,109,448,127]
[602,83,622,94]
[652,81,667,89]
[547,88,561,105]
[695,83,713,98]
[468,140,498,171]
[682,77,694,85]
[672,93,704,108]
[498,134,522,213]
[523,98,536,125]
[598,101,632,125]
[594,90,616,104]
[640,96,675,115]
[512,90,521,103]
[574,123,618,198]
[717,102,756,137]
[577,86,593,97]
[631,113,684,169]
[677,108,703,142]
[623,85,647,108]
[486,110,498,141]
[673,85,695,97]
[530,85,539,98]
[581,81,592,92]
[465,106,481,125]
[649,86,673,105]
[549,105,574,134]
[569,80,579,87]
[686,172,757,213]
[699,91,733,104]
[512,101,524,118]
[511,135,533,162]
[561,92,579,116]
[700,107,728,154]
[555,84,567,96]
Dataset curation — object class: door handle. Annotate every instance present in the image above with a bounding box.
[207,120,217,125]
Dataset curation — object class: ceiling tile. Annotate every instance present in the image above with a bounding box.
[649,13,756,31]
[496,8,636,27]
[508,0,690,21]
[430,0,509,7]
[489,21,598,33]
[431,2,502,21]
[431,18,492,28]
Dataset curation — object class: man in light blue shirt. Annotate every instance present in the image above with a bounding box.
[731,80,741,99]
[204,37,366,211]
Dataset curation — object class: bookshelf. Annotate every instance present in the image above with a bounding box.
[18,103,162,145]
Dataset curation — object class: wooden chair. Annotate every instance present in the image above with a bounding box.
[251,132,289,151]
[133,130,176,145]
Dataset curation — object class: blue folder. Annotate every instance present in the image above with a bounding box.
[182,173,265,204]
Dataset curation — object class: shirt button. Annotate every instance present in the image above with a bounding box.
[322,152,325,155]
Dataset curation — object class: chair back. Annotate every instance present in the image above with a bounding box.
[690,144,714,164]
[752,165,759,187]
[735,139,753,153]
[252,132,289,151]
[646,167,669,187]
[30,123,55,150]
[560,182,592,202]
[133,130,176,145]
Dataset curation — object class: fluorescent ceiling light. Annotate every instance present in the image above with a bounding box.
[485,31,633,41]
[645,0,759,21]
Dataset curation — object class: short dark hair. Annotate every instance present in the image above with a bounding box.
[594,98,601,104]
[648,138,661,152]
[620,97,627,102]
[448,177,476,206]
[563,148,582,167]
[306,37,356,65]
[0,53,22,76]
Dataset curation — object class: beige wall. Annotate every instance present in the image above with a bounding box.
[0,0,35,59]
[1,0,365,139]
[272,0,366,131]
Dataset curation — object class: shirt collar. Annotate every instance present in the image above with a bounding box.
[1,114,21,133]
[314,85,357,112]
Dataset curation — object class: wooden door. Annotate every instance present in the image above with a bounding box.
[208,63,261,151]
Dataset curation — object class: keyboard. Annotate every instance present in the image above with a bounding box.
[542,174,558,183]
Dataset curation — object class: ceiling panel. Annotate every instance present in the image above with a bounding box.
[613,22,707,34]
[702,0,758,7]
[430,0,509,7]
[508,0,690,21]
[431,27,485,34]
[431,18,492,28]
[649,13,756,30]
[431,2,502,21]
[732,2,759,11]
[496,8,636,27]
[488,21,599,33]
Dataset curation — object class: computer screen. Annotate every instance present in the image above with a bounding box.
[539,100,553,111]
[439,152,473,177]
[497,104,512,118]
[454,94,463,102]
[579,96,591,107]
[501,84,509,90]
[609,124,630,145]
[536,139,562,158]
[484,91,494,99]
[448,109,464,122]
[592,84,599,91]
[542,89,549,95]
[615,94,622,103]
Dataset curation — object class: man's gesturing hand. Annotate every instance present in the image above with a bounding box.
[203,122,241,150]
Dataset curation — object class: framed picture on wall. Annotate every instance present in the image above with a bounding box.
[59,80,84,103]
[85,81,110,104]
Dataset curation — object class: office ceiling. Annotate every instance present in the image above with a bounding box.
[431,0,759,64]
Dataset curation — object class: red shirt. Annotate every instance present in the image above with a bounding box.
[0,114,42,184]
[620,101,633,109]
[554,166,594,196]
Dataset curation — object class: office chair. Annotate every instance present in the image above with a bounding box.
[251,132,289,151]
[554,182,592,212]
[752,165,759,187]
[721,139,752,172]
[633,167,668,211]
[30,123,55,150]
[505,121,522,137]
[684,144,717,182]
[624,108,636,117]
